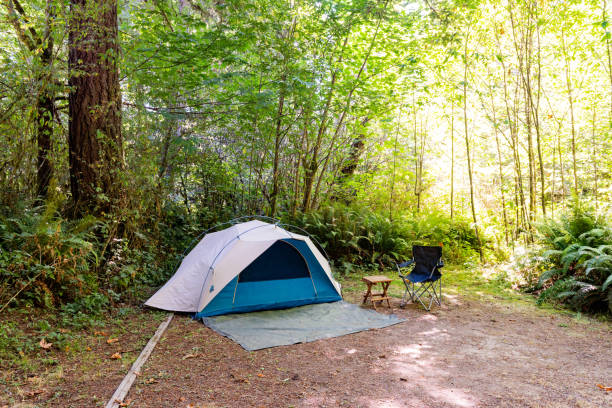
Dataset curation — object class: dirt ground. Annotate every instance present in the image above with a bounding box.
[118,295,609,408]
[0,309,166,407]
[4,291,611,408]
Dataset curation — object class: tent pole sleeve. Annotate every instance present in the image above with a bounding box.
[232,274,240,304]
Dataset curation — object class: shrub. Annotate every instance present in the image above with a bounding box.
[530,205,612,314]
[282,203,483,272]
[0,204,99,309]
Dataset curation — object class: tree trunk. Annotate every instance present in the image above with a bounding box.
[603,0,612,124]
[4,0,56,200]
[36,1,56,201]
[462,30,483,261]
[269,73,286,217]
[36,74,54,200]
[560,26,578,193]
[592,107,599,210]
[68,0,123,215]
[301,28,352,211]
[533,9,546,216]
[489,92,510,246]
[338,117,369,179]
[390,107,402,220]
[450,99,455,220]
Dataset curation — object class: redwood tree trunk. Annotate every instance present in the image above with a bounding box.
[68,0,123,214]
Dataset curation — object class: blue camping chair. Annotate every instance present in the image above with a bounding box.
[396,245,444,311]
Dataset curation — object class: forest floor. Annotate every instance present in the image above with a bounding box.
[1,267,611,408]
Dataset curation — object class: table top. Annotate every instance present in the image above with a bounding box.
[362,275,392,284]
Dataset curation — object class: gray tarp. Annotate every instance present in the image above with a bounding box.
[202,301,405,351]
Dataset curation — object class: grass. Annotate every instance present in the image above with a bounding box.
[0,305,166,406]
[337,264,524,302]
[336,264,610,324]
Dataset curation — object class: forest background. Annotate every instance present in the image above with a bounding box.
[1,0,611,322]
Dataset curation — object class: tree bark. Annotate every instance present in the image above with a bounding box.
[462,30,483,261]
[603,0,612,124]
[68,0,123,215]
[450,98,455,220]
[269,73,286,217]
[560,25,579,193]
[489,92,510,246]
[3,0,56,200]
[592,107,599,210]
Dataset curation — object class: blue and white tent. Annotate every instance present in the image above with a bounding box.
[145,220,342,317]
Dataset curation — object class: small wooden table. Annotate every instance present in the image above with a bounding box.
[362,275,392,310]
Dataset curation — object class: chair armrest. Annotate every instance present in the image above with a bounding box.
[437,259,444,268]
[397,259,415,268]
[396,259,415,277]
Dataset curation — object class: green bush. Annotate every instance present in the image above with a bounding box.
[282,203,483,272]
[0,204,99,308]
[531,205,612,314]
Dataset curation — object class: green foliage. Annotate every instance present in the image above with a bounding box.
[0,204,98,308]
[60,293,109,329]
[530,206,612,314]
[0,321,36,361]
[283,203,482,272]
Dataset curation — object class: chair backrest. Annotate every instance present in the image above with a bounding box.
[411,245,442,277]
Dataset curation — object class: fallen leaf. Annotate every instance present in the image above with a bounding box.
[378,354,386,359]
[145,377,158,384]
[110,352,122,360]
[118,399,132,407]
[178,397,186,402]
[596,384,612,392]
[106,338,119,344]
[182,353,198,360]
[39,339,52,350]
[25,389,44,397]
[94,331,107,336]
[400,377,408,382]
[86,347,92,351]
[59,328,69,334]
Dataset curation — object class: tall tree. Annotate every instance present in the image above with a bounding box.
[461,28,483,260]
[68,0,123,214]
[3,0,56,199]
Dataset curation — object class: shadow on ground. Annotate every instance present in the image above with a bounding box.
[91,293,612,408]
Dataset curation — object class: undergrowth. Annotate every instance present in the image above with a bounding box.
[283,202,486,272]
[523,205,612,314]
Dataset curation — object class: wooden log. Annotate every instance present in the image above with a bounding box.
[105,313,174,408]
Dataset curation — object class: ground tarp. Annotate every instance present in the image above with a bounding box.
[202,301,405,351]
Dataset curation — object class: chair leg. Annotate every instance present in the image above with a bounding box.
[410,280,443,311]
[400,278,442,311]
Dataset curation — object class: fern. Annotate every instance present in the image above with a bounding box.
[533,206,612,314]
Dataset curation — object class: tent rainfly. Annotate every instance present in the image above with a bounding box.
[145,220,342,317]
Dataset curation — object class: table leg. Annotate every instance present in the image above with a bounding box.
[362,283,372,304]
[382,281,391,308]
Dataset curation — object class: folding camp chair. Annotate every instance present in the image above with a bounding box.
[396,245,444,311]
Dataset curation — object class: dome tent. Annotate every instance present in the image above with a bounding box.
[145,218,342,317]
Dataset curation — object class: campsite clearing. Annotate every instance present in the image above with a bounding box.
[2,268,611,408]
[120,292,612,408]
